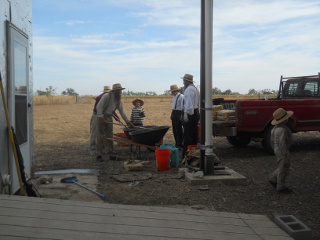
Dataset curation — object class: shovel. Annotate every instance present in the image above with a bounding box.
[107,121,146,130]
[60,176,106,200]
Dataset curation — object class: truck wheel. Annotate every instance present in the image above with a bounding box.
[261,125,274,155]
[226,136,251,147]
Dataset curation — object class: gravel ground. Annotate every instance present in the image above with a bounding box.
[34,131,320,239]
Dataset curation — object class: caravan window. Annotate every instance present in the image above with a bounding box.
[8,22,29,145]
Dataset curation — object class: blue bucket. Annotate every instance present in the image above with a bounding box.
[160,143,179,168]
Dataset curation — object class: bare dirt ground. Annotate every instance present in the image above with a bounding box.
[33,99,320,239]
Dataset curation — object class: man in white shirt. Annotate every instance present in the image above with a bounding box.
[169,84,184,148]
[181,73,200,157]
[96,83,134,162]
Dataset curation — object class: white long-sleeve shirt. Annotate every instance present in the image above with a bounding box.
[271,124,292,158]
[183,84,200,115]
[171,93,184,111]
[96,92,130,123]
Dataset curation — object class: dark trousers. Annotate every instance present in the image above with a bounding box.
[171,110,183,147]
[182,109,199,157]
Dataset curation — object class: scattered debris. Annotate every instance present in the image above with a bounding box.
[197,185,209,191]
[128,181,140,187]
[124,160,143,171]
[38,176,53,185]
[192,171,204,179]
[111,173,152,183]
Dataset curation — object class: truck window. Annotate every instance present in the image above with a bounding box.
[284,82,301,96]
[304,81,319,96]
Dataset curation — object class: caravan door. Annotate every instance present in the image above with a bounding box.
[7,22,31,193]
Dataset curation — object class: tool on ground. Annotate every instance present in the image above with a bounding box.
[108,122,128,127]
[114,116,146,129]
[112,112,121,122]
[113,133,127,139]
[60,176,106,199]
[123,160,143,171]
[0,72,38,197]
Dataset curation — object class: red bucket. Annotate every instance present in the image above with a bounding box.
[115,133,127,146]
[187,145,197,149]
[155,149,170,171]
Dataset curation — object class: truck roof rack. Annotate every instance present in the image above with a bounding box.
[281,73,320,80]
[277,72,320,99]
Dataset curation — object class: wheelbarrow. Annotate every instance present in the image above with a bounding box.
[127,126,170,146]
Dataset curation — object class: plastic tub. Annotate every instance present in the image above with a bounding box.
[160,143,179,168]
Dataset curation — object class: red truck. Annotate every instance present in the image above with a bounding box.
[212,73,320,153]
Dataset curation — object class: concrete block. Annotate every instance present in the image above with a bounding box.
[274,215,312,240]
[183,166,247,185]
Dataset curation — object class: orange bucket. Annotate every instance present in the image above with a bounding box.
[155,149,170,171]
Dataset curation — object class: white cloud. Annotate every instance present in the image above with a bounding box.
[32,0,320,95]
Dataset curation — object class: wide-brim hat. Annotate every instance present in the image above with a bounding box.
[132,98,144,106]
[102,86,111,93]
[180,73,194,82]
[111,83,125,91]
[271,108,294,125]
[169,84,180,92]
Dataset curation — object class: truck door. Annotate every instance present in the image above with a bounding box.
[298,80,320,130]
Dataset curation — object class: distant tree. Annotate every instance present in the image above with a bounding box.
[122,90,158,96]
[36,86,56,96]
[212,87,222,94]
[122,90,134,96]
[145,91,157,96]
[163,90,171,95]
[221,89,232,95]
[248,88,258,95]
[260,89,277,94]
[61,88,78,96]
[36,90,46,95]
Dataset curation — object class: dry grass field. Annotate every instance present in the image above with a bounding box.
[33,95,175,144]
[33,95,320,240]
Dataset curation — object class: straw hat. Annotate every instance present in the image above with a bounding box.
[111,83,125,91]
[169,84,180,92]
[180,73,194,82]
[102,86,111,93]
[132,98,144,106]
[271,108,293,125]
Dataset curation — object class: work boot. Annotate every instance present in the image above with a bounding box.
[109,155,120,161]
[96,155,104,162]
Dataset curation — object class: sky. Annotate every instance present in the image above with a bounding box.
[32,0,320,96]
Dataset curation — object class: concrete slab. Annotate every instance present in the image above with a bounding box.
[182,166,247,185]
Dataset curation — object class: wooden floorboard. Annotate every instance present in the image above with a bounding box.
[0,195,292,240]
